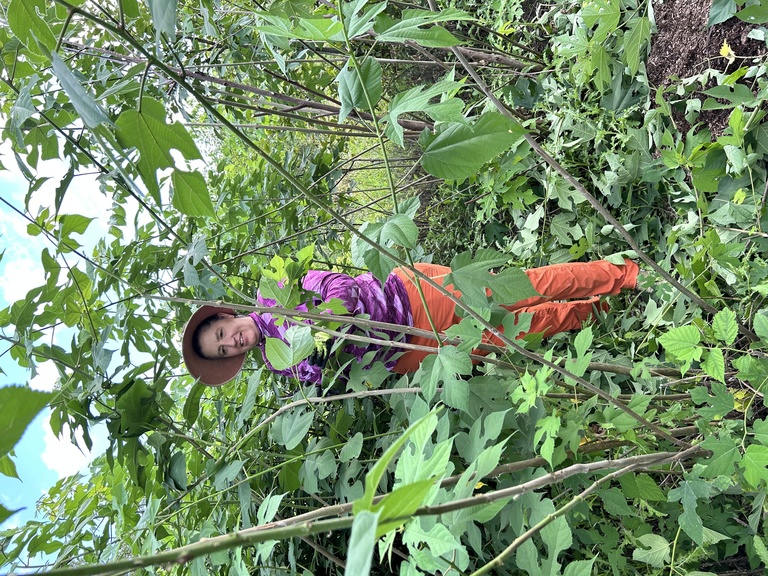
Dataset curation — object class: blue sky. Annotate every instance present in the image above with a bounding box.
[0,149,111,532]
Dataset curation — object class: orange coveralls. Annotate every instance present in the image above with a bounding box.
[391,260,639,373]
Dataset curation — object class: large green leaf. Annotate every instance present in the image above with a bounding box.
[581,0,620,43]
[271,408,313,450]
[712,308,738,345]
[632,534,670,567]
[373,479,434,536]
[737,2,768,24]
[709,0,737,26]
[115,97,202,202]
[50,52,111,130]
[0,386,53,457]
[355,410,437,512]
[264,326,315,370]
[344,510,380,576]
[7,0,56,55]
[147,0,178,42]
[337,57,382,123]
[374,8,473,47]
[421,112,527,180]
[0,504,20,526]
[624,17,651,76]
[171,169,214,217]
[384,79,465,146]
[742,444,768,488]
[343,0,387,38]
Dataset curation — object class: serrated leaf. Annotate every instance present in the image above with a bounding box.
[690,382,734,420]
[8,0,56,55]
[658,324,702,362]
[753,535,768,565]
[116,98,202,201]
[702,348,726,383]
[712,308,738,344]
[754,313,768,343]
[582,0,620,42]
[402,522,461,556]
[380,214,418,249]
[0,455,19,480]
[563,557,597,576]
[422,112,527,180]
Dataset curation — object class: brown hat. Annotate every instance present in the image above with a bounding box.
[182,305,246,387]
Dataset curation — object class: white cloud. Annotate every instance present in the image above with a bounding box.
[41,417,109,480]
[28,360,59,392]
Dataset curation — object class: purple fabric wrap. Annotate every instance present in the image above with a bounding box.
[249,270,412,384]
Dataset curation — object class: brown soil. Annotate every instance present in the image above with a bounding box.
[647,0,767,136]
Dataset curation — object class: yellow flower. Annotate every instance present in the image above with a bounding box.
[720,41,736,64]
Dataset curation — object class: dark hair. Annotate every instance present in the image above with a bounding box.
[191,314,222,360]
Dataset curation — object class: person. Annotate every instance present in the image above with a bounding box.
[182,259,640,386]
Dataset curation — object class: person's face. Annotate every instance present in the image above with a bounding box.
[198,314,261,359]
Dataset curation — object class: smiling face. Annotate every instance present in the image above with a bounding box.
[196,314,261,360]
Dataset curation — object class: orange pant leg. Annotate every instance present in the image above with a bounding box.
[391,260,638,373]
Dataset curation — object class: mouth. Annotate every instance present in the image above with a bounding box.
[239,333,244,347]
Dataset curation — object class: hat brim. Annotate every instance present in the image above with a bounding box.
[182,305,246,387]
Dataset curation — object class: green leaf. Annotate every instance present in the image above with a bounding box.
[690,383,734,420]
[50,52,111,130]
[381,214,419,249]
[340,432,363,462]
[582,0,620,43]
[343,0,388,38]
[182,381,206,426]
[168,451,187,490]
[709,0,737,26]
[624,17,651,76]
[265,326,315,370]
[147,0,178,42]
[754,313,768,343]
[0,455,19,479]
[402,522,461,556]
[0,386,53,457]
[658,324,703,371]
[432,346,472,410]
[669,479,711,546]
[344,510,380,576]
[712,308,738,345]
[384,79,464,146]
[632,534,670,567]
[737,2,768,24]
[618,473,666,501]
[702,348,726,383]
[742,444,768,488]
[0,503,20,526]
[563,557,597,576]
[373,479,434,536]
[699,436,742,478]
[355,410,437,512]
[374,8,473,47]
[273,408,314,451]
[421,112,527,181]
[754,535,768,566]
[172,170,214,217]
[115,97,202,202]
[7,0,56,55]
[337,57,382,123]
